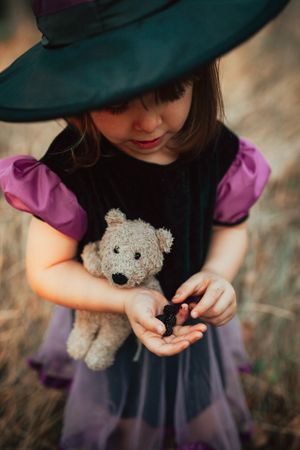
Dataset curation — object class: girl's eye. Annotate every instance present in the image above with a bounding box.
[155,80,192,104]
[134,252,141,260]
[113,246,120,254]
[105,102,129,115]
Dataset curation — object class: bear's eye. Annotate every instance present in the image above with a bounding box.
[134,252,141,260]
[113,246,120,254]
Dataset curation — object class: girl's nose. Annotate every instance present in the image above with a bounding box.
[133,108,162,133]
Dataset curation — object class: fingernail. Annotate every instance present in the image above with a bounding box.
[191,310,198,319]
[173,293,181,299]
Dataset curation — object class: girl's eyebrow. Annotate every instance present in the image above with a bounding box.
[104,101,129,111]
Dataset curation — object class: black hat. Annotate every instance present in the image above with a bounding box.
[0,0,289,122]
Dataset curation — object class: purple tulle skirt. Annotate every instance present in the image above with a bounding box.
[28,306,252,450]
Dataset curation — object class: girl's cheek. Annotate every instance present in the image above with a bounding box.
[165,95,192,131]
[90,112,126,140]
[166,110,189,133]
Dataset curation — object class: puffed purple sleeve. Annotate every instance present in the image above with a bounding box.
[213,138,271,225]
[0,155,87,240]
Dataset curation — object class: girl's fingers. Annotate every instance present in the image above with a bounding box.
[167,330,204,345]
[174,323,207,335]
[197,293,234,319]
[172,277,210,303]
[200,296,236,326]
[147,329,205,356]
[176,303,190,325]
[136,322,208,356]
[202,308,235,326]
[137,314,166,335]
[145,338,190,357]
[190,283,224,318]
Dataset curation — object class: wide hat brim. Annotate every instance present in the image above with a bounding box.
[0,0,289,123]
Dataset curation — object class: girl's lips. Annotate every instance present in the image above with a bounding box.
[130,136,163,149]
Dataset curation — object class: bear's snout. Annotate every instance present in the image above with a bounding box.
[112,273,128,285]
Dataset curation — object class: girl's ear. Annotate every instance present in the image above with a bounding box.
[155,228,174,254]
[105,208,127,226]
[81,241,103,277]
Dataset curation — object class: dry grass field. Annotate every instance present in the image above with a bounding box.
[0,2,299,449]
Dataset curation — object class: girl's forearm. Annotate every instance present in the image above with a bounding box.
[27,258,132,313]
[202,222,248,282]
[26,217,135,313]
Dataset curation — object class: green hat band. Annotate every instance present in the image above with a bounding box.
[36,0,175,48]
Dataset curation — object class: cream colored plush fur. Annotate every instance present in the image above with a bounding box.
[67,208,173,371]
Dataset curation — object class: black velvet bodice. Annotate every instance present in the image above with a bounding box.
[41,123,239,300]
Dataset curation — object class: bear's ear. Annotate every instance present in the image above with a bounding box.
[155,228,174,254]
[81,241,103,277]
[105,208,126,226]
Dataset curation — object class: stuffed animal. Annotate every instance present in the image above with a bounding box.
[66,208,173,370]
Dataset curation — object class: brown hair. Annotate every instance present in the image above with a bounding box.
[65,60,224,168]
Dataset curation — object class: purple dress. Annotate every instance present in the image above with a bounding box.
[0,124,270,450]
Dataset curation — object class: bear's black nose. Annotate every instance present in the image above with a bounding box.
[112,273,128,285]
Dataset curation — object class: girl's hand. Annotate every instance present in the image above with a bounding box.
[172,270,237,326]
[124,289,207,357]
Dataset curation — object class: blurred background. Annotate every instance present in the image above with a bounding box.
[0,1,299,449]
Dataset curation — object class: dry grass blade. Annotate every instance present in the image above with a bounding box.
[242,303,295,320]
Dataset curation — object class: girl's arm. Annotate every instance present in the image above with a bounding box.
[172,221,248,325]
[26,217,206,355]
[26,217,130,313]
[202,221,249,282]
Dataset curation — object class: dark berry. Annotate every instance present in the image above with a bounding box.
[165,314,176,327]
[164,325,173,337]
[156,314,167,322]
[163,304,176,315]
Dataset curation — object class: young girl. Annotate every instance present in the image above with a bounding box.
[0,1,289,449]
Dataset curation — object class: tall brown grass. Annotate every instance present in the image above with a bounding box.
[0,2,299,449]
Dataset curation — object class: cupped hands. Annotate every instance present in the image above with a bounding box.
[124,288,207,357]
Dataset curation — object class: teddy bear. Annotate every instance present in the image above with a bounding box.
[66,208,173,371]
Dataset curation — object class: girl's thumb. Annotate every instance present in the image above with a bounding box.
[172,277,209,303]
[172,282,195,303]
[140,314,166,335]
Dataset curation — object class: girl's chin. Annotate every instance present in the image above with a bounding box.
[120,143,178,165]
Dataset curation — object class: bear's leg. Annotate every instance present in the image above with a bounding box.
[85,313,131,370]
[67,310,101,360]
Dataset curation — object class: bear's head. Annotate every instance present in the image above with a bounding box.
[81,209,173,288]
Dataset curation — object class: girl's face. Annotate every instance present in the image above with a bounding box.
[90,85,193,164]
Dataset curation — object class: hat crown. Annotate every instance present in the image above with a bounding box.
[33,0,92,17]
[0,0,290,122]
[32,0,176,47]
